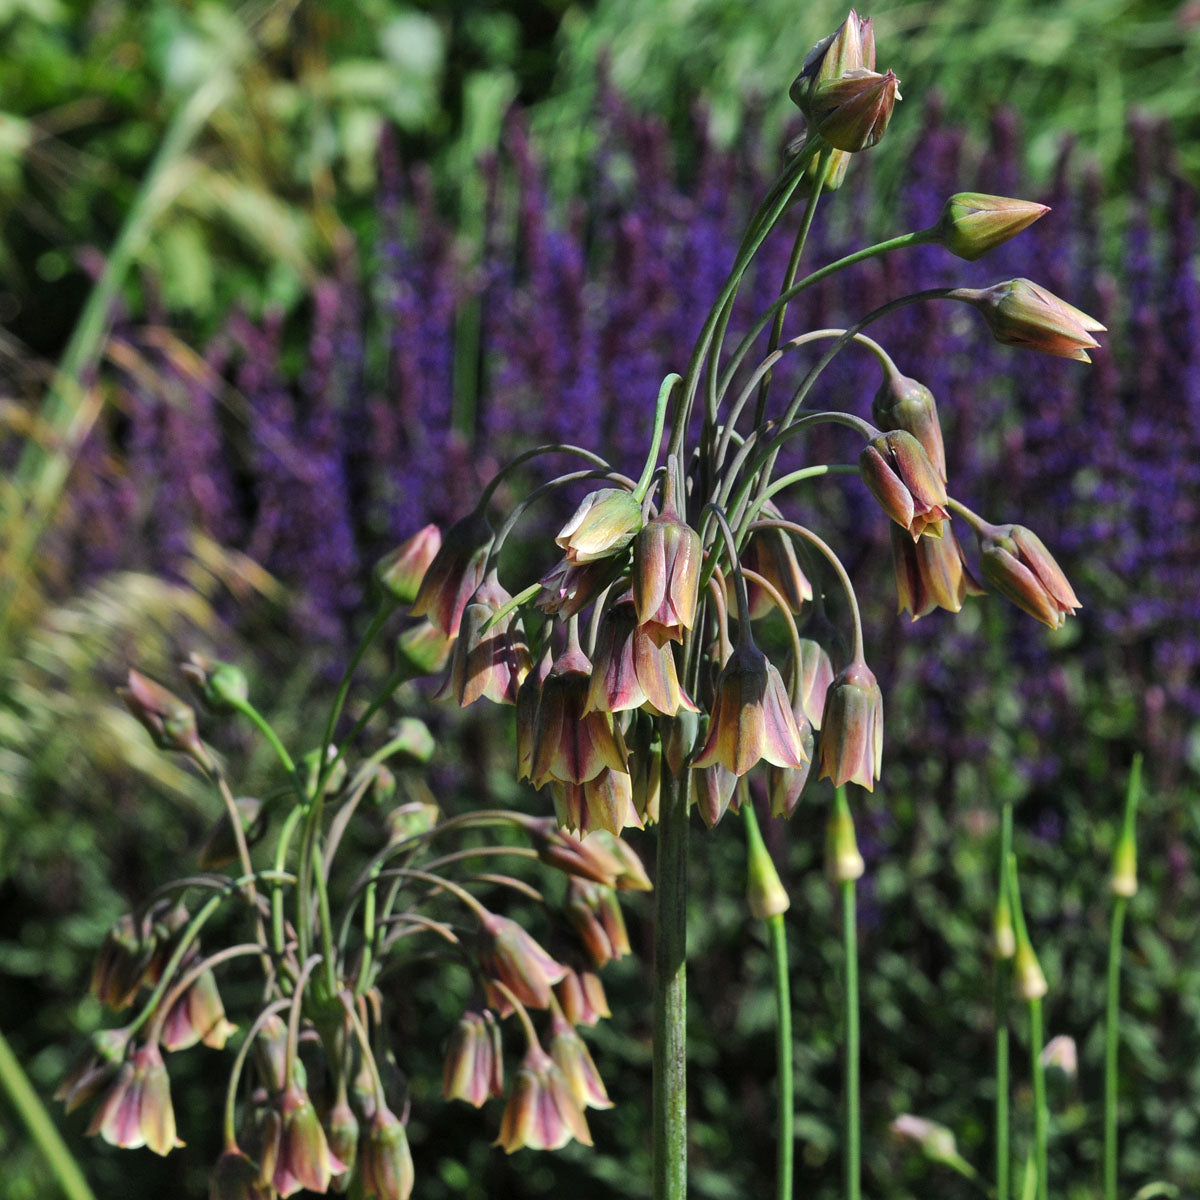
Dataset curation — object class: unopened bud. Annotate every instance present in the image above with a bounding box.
[375,524,442,605]
[181,653,248,712]
[745,812,790,919]
[810,68,901,153]
[932,193,1050,261]
[1014,939,1047,1001]
[992,897,1016,960]
[556,488,643,564]
[826,792,864,883]
[119,670,211,768]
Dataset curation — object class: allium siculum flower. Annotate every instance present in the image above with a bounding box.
[359,1105,415,1200]
[978,522,1080,628]
[478,911,568,1010]
[252,1013,290,1094]
[889,1114,959,1164]
[56,1027,132,1114]
[272,1084,347,1198]
[951,278,1105,361]
[692,640,810,777]
[554,967,611,1027]
[565,879,631,969]
[741,527,812,619]
[552,768,640,837]
[119,670,211,768]
[691,762,738,829]
[438,569,530,706]
[632,495,701,644]
[767,702,815,819]
[90,912,152,1010]
[86,1041,182,1156]
[159,967,238,1052]
[871,370,947,481]
[443,1010,504,1107]
[374,524,441,605]
[586,595,696,717]
[536,556,620,618]
[890,523,982,619]
[394,619,453,677]
[408,507,492,636]
[325,1097,359,1191]
[629,733,662,825]
[556,487,643,563]
[932,193,1050,262]
[809,68,901,152]
[548,1013,613,1111]
[531,643,628,787]
[210,1145,272,1200]
[494,1043,592,1153]
[792,637,835,730]
[859,429,949,540]
[515,652,551,782]
[817,658,884,791]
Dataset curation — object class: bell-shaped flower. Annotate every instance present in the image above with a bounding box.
[891,523,982,619]
[817,659,884,791]
[979,522,1080,628]
[209,1145,272,1200]
[859,429,949,540]
[553,967,610,1027]
[552,768,640,838]
[932,193,1049,262]
[494,1044,592,1153]
[86,1041,182,1156]
[409,508,492,636]
[90,912,153,1011]
[159,967,238,1052]
[478,911,568,1010]
[951,278,1105,361]
[374,524,441,605]
[632,497,701,644]
[586,596,696,716]
[531,644,627,787]
[438,570,530,706]
[792,638,835,730]
[767,707,815,819]
[692,641,809,777]
[536,555,619,618]
[271,1084,347,1198]
[547,1012,613,1111]
[871,370,947,481]
[741,527,812,620]
[556,488,643,563]
[565,880,631,969]
[443,1010,504,1108]
[359,1105,415,1200]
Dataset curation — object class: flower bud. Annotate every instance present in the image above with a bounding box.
[252,1014,290,1095]
[409,508,492,636]
[871,371,946,481]
[1041,1034,1078,1083]
[979,523,1080,628]
[1110,828,1138,898]
[556,488,643,563]
[181,654,249,712]
[633,499,701,644]
[592,829,653,892]
[809,68,901,153]
[790,11,875,113]
[629,729,662,825]
[826,796,865,883]
[394,619,453,677]
[691,762,738,829]
[119,670,211,768]
[494,1044,592,1153]
[951,278,1105,361]
[1015,938,1048,1001]
[374,524,441,605]
[86,1041,182,1156]
[745,812,790,919]
[443,1010,504,1108]
[933,193,1050,262]
[478,911,568,1010]
[817,659,883,792]
[859,430,948,540]
[692,641,809,777]
[993,896,1016,960]
[528,820,625,888]
[741,527,812,620]
[359,1105,415,1200]
[324,1098,358,1192]
[889,1114,959,1164]
[160,967,238,1052]
[552,768,640,837]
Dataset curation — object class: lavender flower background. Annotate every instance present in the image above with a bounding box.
[45,94,1200,816]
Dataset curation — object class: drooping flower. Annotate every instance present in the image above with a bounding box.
[547,1012,613,1111]
[478,911,568,1010]
[86,1041,182,1156]
[890,522,982,619]
[978,522,1080,628]
[271,1084,347,1198]
[359,1105,415,1200]
[374,524,442,605]
[556,487,643,563]
[438,569,530,706]
[951,278,1105,361]
[632,496,701,643]
[817,658,884,791]
[859,430,949,540]
[494,1044,592,1153]
[159,967,238,1052]
[408,508,492,636]
[443,1010,504,1108]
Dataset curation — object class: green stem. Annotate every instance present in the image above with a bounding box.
[0,74,232,654]
[769,913,794,1200]
[0,1026,98,1200]
[1029,996,1048,1200]
[995,801,1014,1200]
[653,762,689,1200]
[633,374,681,501]
[1104,895,1127,1200]
[842,871,862,1200]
